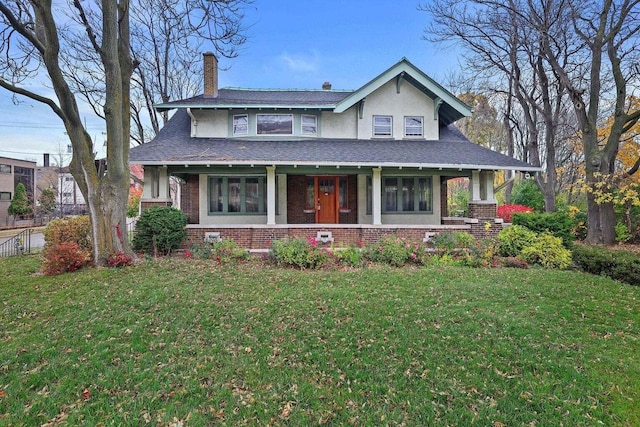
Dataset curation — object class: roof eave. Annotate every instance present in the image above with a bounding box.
[129,159,541,172]
[155,103,338,112]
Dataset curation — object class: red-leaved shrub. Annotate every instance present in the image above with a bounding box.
[107,251,133,268]
[497,204,533,223]
[43,242,91,276]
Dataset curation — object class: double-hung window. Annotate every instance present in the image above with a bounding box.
[209,176,266,214]
[404,116,423,137]
[382,176,432,213]
[233,114,248,136]
[301,115,318,136]
[373,116,392,137]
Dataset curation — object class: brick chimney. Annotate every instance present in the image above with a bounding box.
[203,52,218,98]
[322,81,332,90]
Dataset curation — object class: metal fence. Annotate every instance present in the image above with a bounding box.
[0,229,33,258]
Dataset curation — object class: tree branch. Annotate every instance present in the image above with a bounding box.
[0,78,64,119]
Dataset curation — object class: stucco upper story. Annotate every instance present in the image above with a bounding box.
[153,58,470,142]
[132,57,536,173]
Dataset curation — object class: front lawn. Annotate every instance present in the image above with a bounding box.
[1,256,638,425]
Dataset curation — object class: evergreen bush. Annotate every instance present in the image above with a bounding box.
[132,207,188,256]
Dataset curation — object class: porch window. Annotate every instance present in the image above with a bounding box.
[257,114,293,135]
[233,114,248,136]
[208,176,266,214]
[305,177,315,210]
[381,176,433,213]
[301,115,317,136]
[339,176,348,209]
[0,164,10,174]
[0,192,11,201]
[404,116,423,137]
[373,116,392,137]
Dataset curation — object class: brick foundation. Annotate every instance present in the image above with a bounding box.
[184,225,472,250]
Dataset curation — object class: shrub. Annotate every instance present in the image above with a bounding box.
[511,179,544,212]
[43,242,91,275]
[520,234,572,270]
[512,211,576,248]
[106,251,133,268]
[497,225,537,257]
[364,236,423,267]
[132,207,187,256]
[335,246,365,268]
[500,257,529,269]
[615,222,632,243]
[211,238,249,263]
[497,204,534,223]
[572,245,639,286]
[190,243,213,260]
[430,232,476,254]
[270,238,328,269]
[44,215,92,251]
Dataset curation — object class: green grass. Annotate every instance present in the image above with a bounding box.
[1,255,639,426]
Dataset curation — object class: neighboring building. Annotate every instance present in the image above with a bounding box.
[130,55,538,248]
[0,156,37,226]
[57,166,87,215]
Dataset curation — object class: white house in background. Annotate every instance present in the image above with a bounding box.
[129,55,538,249]
[58,167,87,215]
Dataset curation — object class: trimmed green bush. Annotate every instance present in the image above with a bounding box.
[497,225,537,257]
[513,211,576,248]
[511,179,544,212]
[521,234,572,270]
[133,207,188,256]
[270,238,329,269]
[572,245,639,286]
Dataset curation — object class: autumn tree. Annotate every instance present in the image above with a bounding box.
[421,0,577,213]
[38,188,57,216]
[535,0,640,244]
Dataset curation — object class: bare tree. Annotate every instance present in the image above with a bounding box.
[0,0,133,264]
[421,0,576,213]
[535,0,640,244]
[61,0,251,145]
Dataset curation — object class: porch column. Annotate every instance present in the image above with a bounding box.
[266,166,276,225]
[372,167,382,225]
[483,171,496,202]
[470,170,481,202]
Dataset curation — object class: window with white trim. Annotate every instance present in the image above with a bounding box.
[373,116,392,137]
[208,176,266,214]
[404,116,423,137]
[257,114,293,135]
[233,114,248,136]
[301,115,317,136]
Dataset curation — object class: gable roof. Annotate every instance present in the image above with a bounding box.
[130,110,538,172]
[334,57,471,125]
[153,58,470,125]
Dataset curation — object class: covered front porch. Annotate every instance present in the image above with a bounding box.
[140,164,502,247]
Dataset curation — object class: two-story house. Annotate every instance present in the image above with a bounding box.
[129,55,537,248]
[0,156,36,227]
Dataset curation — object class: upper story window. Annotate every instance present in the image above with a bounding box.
[404,116,423,137]
[373,116,392,137]
[257,114,293,135]
[0,164,10,174]
[233,114,248,136]
[301,115,317,136]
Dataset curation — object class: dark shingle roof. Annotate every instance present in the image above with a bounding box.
[156,88,353,111]
[130,110,538,171]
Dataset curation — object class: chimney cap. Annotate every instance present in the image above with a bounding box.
[322,81,332,90]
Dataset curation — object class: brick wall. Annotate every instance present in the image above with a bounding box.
[141,200,172,210]
[181,175,199,224]
[468,202,497,219]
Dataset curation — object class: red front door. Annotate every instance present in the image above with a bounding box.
[316,177,338,224]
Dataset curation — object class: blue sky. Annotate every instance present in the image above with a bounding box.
[0,1,460,165]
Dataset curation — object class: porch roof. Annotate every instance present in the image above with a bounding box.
[130,110,539,172]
